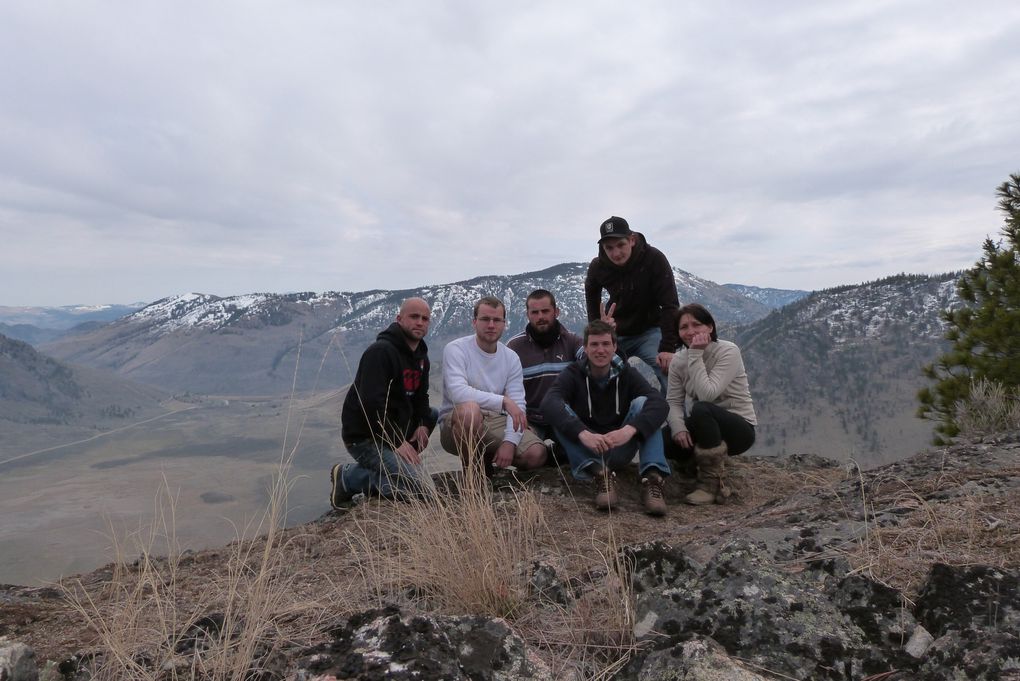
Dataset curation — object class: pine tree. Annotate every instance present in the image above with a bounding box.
[918,172,1020,443]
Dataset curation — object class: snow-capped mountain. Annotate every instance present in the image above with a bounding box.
[735,272,960,465]
[41,262,771,394]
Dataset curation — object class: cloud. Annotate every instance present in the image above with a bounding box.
[1,1,1019,305]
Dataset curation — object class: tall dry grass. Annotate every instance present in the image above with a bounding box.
[338,428,638,678]
[60,467,318,680]
[954,377,1020,438]
[59,336,329,680]
[56,336,640,680]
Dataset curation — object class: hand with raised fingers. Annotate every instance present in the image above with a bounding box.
[599,301,617,328]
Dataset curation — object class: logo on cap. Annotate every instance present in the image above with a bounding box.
[602,220,615,235]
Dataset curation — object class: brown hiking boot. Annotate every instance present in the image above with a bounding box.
[685,443,730,505]
[641,471,667,516]
[593,468,619,511]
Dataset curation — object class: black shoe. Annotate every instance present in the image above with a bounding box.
[330,463,356,509]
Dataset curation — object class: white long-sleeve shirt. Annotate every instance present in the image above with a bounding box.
[440,335,527,445]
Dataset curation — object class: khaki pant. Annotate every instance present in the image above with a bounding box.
[440,410,543,458]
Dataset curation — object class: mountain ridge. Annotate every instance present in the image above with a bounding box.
[38,262,782,395]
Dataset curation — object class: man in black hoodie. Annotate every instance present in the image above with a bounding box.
[331,297,438,507]
[584,216,680,393]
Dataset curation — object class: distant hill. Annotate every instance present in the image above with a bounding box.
[0,332,166,427]
[722,283,810,309]
[0,323,63,346]
[41,263,774,395]
[735,272,960,467]
[0,303,146,345]
[0,303,145,330]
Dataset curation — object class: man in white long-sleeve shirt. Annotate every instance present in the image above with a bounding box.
[440,296,549,473]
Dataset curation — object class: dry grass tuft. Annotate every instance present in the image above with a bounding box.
[343,459,545,619]
[831,459,1020,600]
[60,470,321,681]
[849,482,1020,599]
[954,377,1020,439]
[336,431,639,679]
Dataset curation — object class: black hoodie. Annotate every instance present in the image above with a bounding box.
[584,232,680,353]
[540,356,667,443]
[341,322,431,447]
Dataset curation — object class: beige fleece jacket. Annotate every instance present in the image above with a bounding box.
[666,339,757,433]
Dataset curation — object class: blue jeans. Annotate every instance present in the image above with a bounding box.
[342,408,438,498]
[618,327,667,393]
[554,396,671,481]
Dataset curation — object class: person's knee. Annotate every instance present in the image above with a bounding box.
[451,402,483,433]
[517,442,548,470]
[689,401,713,419]
[625,395,647,421]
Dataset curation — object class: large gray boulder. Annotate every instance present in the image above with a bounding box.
[0,637,37,681]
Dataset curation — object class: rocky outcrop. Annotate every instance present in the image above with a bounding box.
[290,607,551,680]
[619,540,1020,680]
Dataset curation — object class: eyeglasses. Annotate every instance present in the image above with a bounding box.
[476,316,505,324]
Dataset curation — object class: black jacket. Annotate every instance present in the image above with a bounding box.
[584,232,680,353]
[540,356,667,443]
[341,323,431,447]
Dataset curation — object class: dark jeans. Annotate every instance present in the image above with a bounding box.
[342,408,439,498]
[679,401,755,455]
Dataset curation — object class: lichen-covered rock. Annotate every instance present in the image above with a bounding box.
[634,636,771,680]
[527,560,569,606]
[915,563,1020,637]
[827,572,919,670]
[0,637,37,681]
[918,627,1020,680]
[292,606,550,680]
[908,563,1020,680]
[624,540,926,680]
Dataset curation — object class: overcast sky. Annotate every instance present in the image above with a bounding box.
[3,2,1019,307]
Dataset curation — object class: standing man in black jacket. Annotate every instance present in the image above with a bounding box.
[331,297,438,507]
[584,216,680,392]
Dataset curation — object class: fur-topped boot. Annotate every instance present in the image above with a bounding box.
[685,443,731,505]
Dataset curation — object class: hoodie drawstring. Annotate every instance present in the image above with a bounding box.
[585,373,620,419]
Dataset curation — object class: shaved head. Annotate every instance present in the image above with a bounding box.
[396,297,431,348]
[399,297,430,315]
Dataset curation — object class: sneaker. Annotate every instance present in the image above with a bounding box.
[593,469,619,511]
[641,471,667,517]
[329,463,356,509]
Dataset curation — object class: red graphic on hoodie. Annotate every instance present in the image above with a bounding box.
[403,368,422,393]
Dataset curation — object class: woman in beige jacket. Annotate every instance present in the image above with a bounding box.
[666,303,757,505]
